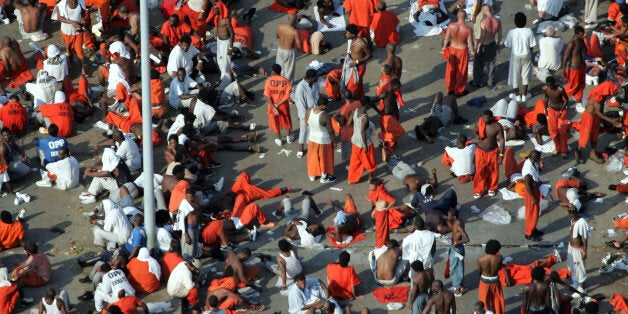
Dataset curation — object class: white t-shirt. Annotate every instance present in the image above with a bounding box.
[444,144,475,176]
[401,230,435,269]
[538,36,563,71]
[571,218,589,240]
[175,199,194,231]
[505,28,536,56]
[104,208,132,244]
[43,56,69,81]
[192,100,216,130]
[99,269,135,299]
[45,156,79,190]
[53,3,83,35]
[116,135,141,172]
[157,226,173,252]
[168,76,198,109]
[522,159,540,182]
[167,262,194,298]
[167,114,186,139]
[167,45,201,78]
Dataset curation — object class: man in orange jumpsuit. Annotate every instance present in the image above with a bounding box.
[52,0,96,75]
[522,150,543,242]
[0,211,24,250]
[343,24,372,99]
[34,91,74,137]
[442,10,473,96]
[168,165,190,214]
[370,1,400,48]
[264,64,293,147]
[160,14,195,49]
[326,251,361,299]
[0,96,27,134]
[542,76,569,157]
[373,78,405,161]
[561,26,586,106]
[499,252,570,286]
[575,81,623,164]
[348,96,376,184]
[477,239,505,314]
[473,110,504,198]
[343,0,376,38]
[230,171,290,218]
[367,179,410,248]
[0,37,35,89]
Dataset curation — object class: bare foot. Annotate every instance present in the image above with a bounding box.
[260,222,275,229]
[326,198,333,206]
[250,305,265,312]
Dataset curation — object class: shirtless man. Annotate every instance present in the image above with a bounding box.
[442,10,473,96]
[477,239,504,314]
[575,81,623,164]
[447,208,469,297]
[473,110,504,198]
[542,76,569,158]
[317,0,338,29]
[561,26,586,105]
[408,260,434,314]
[567,210,588,293]
[381,43,402,80]
[374,239,405,284]
[473,5,500,89]
[224,248,262,291]
[557,174,604,211]
[13,0,48,41]
[371,79,404,161]
[276,14,302,82]
[422,280,455,314]
[343,24,371,99]
[0,136,14,194]
[521,267,550,314]
[212,2,234,82]
[0,37,28,79]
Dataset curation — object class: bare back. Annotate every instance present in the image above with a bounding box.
[276,23,300,50]
[413,271,433,295]
[17,4,44,33]
[477,254,503,277]
[0,44,24,73]
[448,21,472,49]
[523,281,549,309]
[479,15,500,44]
[376,249,399,280]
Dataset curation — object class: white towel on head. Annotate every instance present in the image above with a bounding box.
[137,247,161,281]
[54,91,66,103]
[109,41,131,59]
[47,44,61,58]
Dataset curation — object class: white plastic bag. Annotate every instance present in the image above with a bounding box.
[479,205,511,225]
[517,200,548,219]
[606,152,624,173]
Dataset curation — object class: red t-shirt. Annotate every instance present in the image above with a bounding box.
[326,263,361,299]
[39,102,74,137]
[0,101,26,133]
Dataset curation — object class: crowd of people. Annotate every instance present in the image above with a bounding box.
[0,0,624,313]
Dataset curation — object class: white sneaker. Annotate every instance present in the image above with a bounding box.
[521,95,527,102]
[249,226,258,242]
[38,127,48,134]
[275,138,282,146]
[16,192,31,202]
[213,177,224,192]
[584,23,597,29]
[574,103,585,113]
[516,95,522,102]
[296,151,304,158]
[309,176,316,182]
[509,93,517,100]
[36,180,52,187]
[623,169,628,176]
[620,176,628,184]
[81,195,97,204]
[95,121,109,131]
[553,249,562,262]
[286,135,294,144]
[79,192,93,200]
[249,123,256,130]
[16,209,25,220]
[14,197,22,206]
[624,196,628,203]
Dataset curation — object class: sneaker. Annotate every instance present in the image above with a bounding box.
[378,138,386,148]
[609,184,618,191]
[13,197,22,206]
[584,22,597,29]
[16,209,25,220]
[623,169,628,176]
[525,234,542,242]
[521,95,527,102]
[213,177,224,192]
[272,211,282,219]
[286,135,294,144]
[488,190,496,196]
[249,226,258,242]
[275,138,282,146]
[516,95,522,102]
[509,93,517,100]
[320,175,337,184]
[208,162,223,169]
[309,176,316,182]
[79,192,94,200]
[296,151,304,158]
[554,249,562,262]
[575,103,585,113]
[390,154,401,160]
[621,177,628,184]
[81,195,97,204]
[95,120,109,130]
[473,193,481,199]
[16,192,31,202]
[249,123,256,130]
[78,275,91,283]
[36,179,52,187]
[78,291,94,301]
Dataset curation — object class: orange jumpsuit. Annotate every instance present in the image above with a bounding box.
[346,65,366,99]
[0,45,34,89]
[201,220,224,247]
[106,97,142,134]
[126,258,160,294]
[554,179,580,198]
[168,180,190,213]
[348,143,376,184]
[503,147,526,180]
[546,103,569,154]
[441,149,474,184]
[444,47,468,95]
[232,18,254,49]
[38,102,75,137]
[564,65,585,102]
[204,0,228,27]
[367,185,403,248]
[577,112,600,150]
[150,79,167,117]
[326,263,361,299]
[523,99,546,128]
[498,255,570,286]
[238,203,269,226]
[0,283,19,313]
[325,69,342,100]
[307,140,335,177]
[0,221,24,250]
[473,118,499,195]
[264,74,292,134]
[0,101,27,133]
[230,171,284,218]
[343,0,376,36]
[162,252,184,282]
[585,33,603,59]
[370,10,400,48]
[160,19,194,48]
[524,180,540,237]
[478,276,504,314]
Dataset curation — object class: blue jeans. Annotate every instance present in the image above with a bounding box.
[434,189,458,213]
[449,243,465,289]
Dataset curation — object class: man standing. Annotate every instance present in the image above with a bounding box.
[276,14,302,83]
[373,79,405,161]
[370,1,400,48]
[568,209,589,294]
[473,5,500,90]
[523,150,543,242]
[294,69,319,158]
[543,76,569,158]
[348,96,376,184]
[381,43,403,79]
[442,10,473,96]
[584,0,598,29]
[264,64,293,147]
[447,208,469,297]
[521,267,551,314]
[343,0,375,38]
[422,280,456,314]
[306,98,336,183]
[343,24,371,99]
[504,12,536,102]
[402,217,436,272]
[473,110,504,198]
[408,260,434,314]
[477,239,504,314]
[561,26,586,107]
[576,81,623,164]
[536,25,562,83]
[52,0,91,75]
[208,1,233,88]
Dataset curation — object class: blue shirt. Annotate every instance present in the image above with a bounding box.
[122,226,146,255]
[410,192,437,213]
[35,136,69,165]
[333,210,347,226]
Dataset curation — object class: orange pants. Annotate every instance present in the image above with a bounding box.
[499,255,570,286]
[585,33,603,58]
[524,187,540,237]
[379,115,404,155]
[343,196,363,226]
[152,105,167,117]
[445,47,468,95]
[34,52,45,70]
[441,152,474,184]
[85,0,111,26]
[348,144,376,183]
[346,65,366,99]
[547,106,569,154]
[473,148,498,195]
[555,179,580,198]
[373,209,390,248]
[238,203,268,226]
[62,32,95,60]
[230,172,283,217]
[187,287,199,306]
[478,279,504,314]
[616,184,628,194]
[577,111,600,149]
[18,271,48,287]
[267,104,292,134]
[176,4,207,35]
[307,141,334,177]
[565,65,585,101]
[502,147,525,180]
[524,99,547,128]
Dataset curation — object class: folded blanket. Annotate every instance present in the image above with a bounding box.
[373,286,410,304]
[326,226,366,248]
